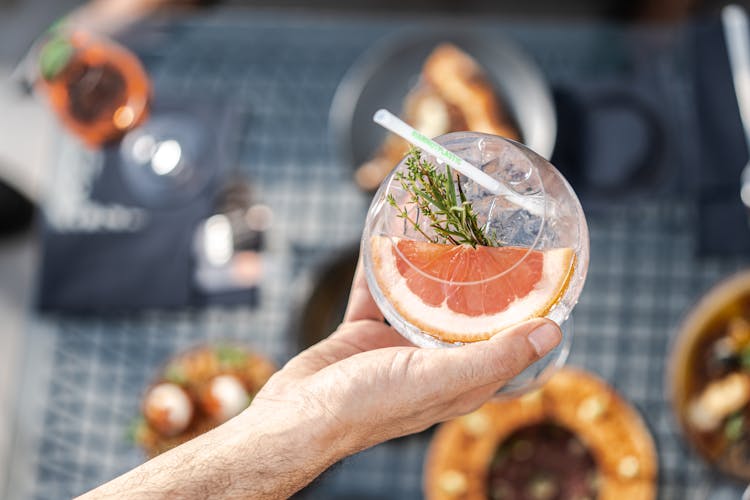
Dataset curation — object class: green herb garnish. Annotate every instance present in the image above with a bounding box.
[39,36,74,81]
[216,345,246,369]
[126,417,147,444]
[725,413,744,441]
[387,149,498,248]
[164,362,187,385]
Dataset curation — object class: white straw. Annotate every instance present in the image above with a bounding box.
[373,109,544,217]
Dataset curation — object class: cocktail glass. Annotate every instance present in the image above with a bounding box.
[362,132,589,394]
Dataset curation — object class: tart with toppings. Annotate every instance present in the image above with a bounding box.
[670,271,750,479]
[424,368,657,499]
[131,344,276,457]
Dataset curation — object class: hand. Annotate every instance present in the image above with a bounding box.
[253,258,562,457]
[79,255,561,500]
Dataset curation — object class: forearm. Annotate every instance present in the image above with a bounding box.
[79,405,341,499]
[62,0,165,35]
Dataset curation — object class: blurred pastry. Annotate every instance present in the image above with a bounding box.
[356,43,520,191]
[424,368,657,500]
[132,344,276,457]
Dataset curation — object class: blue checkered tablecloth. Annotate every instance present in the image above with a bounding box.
[6,10,750,500]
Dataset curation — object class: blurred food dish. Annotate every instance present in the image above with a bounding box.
[354,43,520,190]
[424,368,657,500]
[330,32,556,192]
[132,344,276,458]
[670,271,750,480]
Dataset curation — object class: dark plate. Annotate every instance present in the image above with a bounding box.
[329,29,557,177]
[296,246,359,351]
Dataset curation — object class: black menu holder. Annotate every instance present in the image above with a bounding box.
[36,97,252,312]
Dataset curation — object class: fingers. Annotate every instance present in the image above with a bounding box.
[415,319,562,396]
[283,321,411,378]
[329,320,413,349]
[343,257,383,323]
[275,318,561,449]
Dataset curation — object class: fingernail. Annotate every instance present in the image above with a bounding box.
[527,323,561,356]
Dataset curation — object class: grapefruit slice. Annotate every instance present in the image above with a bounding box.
[370,236,575,343]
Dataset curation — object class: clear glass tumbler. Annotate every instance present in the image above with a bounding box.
[362,132,589,394]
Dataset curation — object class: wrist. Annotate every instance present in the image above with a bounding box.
[234,399,348,490]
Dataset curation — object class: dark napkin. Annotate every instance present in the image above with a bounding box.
[37,97,243,312]
[551,85,668,203]
[693,15,750,255]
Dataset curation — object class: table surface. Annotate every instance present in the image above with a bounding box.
[5,10,750,500]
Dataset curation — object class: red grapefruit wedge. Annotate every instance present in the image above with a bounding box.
[370,236,575,343]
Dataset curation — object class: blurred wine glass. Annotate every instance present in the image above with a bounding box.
[119,113,216,207]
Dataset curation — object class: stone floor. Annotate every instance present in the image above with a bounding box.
[0,0,72,490]
[0,231,36,497]
[0,69,48,498]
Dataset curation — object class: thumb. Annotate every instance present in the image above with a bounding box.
[416,319,562,395]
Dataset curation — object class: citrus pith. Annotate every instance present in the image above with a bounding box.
[371,236,575,342]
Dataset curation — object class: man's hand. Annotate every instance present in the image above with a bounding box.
[254,260,561,457]
[79,257,561,500]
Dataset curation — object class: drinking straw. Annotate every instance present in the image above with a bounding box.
[373,109,544,217]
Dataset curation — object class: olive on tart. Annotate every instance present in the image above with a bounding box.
[424,368,657,500]
[131,345,276,457]
[355,43,520,191]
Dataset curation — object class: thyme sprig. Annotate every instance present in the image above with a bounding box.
[387,149,498,248]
